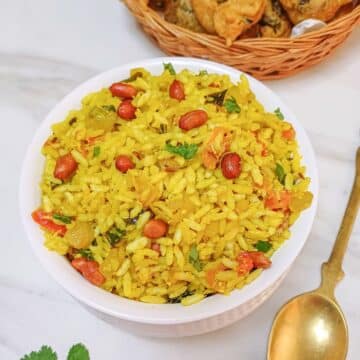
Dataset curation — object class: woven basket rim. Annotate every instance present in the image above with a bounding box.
[133,1,360,44]
[123,0,360,79]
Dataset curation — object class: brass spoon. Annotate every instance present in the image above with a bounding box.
[267,147,360,360]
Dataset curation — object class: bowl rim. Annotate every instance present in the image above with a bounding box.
[19,57,319,325]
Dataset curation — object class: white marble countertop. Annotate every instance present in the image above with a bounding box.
[1,0,359,359]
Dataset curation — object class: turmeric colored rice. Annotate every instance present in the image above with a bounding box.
[33,65,313,306]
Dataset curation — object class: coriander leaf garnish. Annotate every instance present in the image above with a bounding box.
[165,143,198,160]
[205,89,227,106]
[76,248,94,260]
[21,345,57,360]
[102,105,116,112]
[93,146,100,157]
[275,163,286,184]
[106,227,126,246]
[274,107,284,120]
[189,244,202,271]
[67,343,90,360]
[53,214,72,224]
[224,97,241,113]
[163,62,176,75]
[199,69,208,76]
[255,240,272,253]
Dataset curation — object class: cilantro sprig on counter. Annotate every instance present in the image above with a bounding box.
[21,343,89,360]
[165,142,198,160]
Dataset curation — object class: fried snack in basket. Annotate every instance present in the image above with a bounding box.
[191,0,219,34]
[279,0,352,23]
[213,0,266,45]
[165,0,205,32]
[259,0,292,37]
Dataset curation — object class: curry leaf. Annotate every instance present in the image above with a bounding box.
[205,89,227,106]
[275,163,286,184]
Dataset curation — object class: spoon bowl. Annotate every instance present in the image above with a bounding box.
[268,147,360,360]
[268,291,348,360]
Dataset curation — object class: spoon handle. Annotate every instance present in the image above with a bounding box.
[319,147,360,297]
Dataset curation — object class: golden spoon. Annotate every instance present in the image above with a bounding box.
[267,147,360,360]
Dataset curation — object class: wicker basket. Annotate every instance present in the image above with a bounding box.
[123,0,360,80]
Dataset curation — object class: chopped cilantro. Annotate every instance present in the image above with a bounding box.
[189,244,202,271]
[102,105,116,112]
[93,146,100,157]
[274,107,284,120]
[20,345,57,360]
[52,214,72,224]
[255,240,272,253]
[20,344,90,360]
[205,89,227,106]
[76,248,94,260]
[106,227,126,246]
[275,163,286,184]
[165,142,198,160]
[199,69,208,76]
[67,343,90,360]
[163,62,176,75]
[224,97,241,113]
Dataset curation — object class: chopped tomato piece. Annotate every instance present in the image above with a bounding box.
[249,251,272,269]
[265,191,291,211]
[71,258,88,272]
[85,135,103,145]
[261,146,268,157]
[71,258,105,286]
[206,264,226,288]
[236,252,254,275]
[282,128,295,140]
[32,210,67,236]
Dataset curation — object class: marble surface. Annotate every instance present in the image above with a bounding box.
[0,0,359,359]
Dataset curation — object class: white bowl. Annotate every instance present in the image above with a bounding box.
[19,57,318,337]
